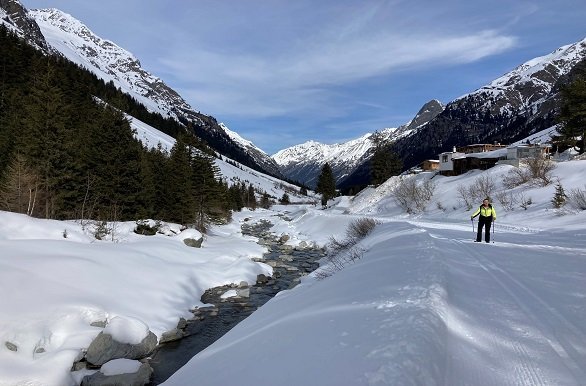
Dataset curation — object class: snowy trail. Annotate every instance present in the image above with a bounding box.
[421,221,586,386]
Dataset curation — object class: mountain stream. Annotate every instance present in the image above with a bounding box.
[147,218,324,384]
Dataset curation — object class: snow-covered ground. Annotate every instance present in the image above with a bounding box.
[1,159,585,385]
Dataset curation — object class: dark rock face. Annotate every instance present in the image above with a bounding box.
[401,99,445,133]
[0,0,49,51]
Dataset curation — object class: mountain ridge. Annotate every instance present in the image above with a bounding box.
[0,2,283,178]
[273,99,444,188]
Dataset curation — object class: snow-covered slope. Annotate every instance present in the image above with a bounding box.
[163,159,586,386]
[458,37,586,116]
[274,100,444,188]
[13,5,281,177]
[129,113,311,202]
[29,8,195,120]
[1,128,585,385]
[392,37,586,170]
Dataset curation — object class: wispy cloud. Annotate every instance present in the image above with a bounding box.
[160,27,515,119]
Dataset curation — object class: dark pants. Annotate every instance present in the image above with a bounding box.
[476,216,492,242]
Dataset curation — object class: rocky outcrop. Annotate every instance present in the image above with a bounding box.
[0,0,49,51]
[85,331,157,366]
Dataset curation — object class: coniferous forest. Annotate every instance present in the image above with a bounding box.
[0,26,256,230]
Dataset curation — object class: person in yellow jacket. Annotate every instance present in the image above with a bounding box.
[471,198,497,243]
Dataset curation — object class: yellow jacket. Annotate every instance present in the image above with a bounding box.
[471,205,496,220]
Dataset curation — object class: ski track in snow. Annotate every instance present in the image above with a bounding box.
[422,222,586,386]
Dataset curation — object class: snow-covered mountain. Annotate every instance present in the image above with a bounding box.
[0,2,282,178]
[274,99,444,188]
[391,37,586,170]
[459,37,586,116]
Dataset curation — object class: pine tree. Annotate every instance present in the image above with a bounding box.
[370,147,403,186]
[552,181,568,208]
[370,131,403,186]
[260,192,272,209]
[279,193,290,205]
[247,184,257,209]
[557,62,586,154]
[191,152,226,230]
[166,133,196,224]
[316,163,336,202]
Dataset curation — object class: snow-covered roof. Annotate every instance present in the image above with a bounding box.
[466,148,508,159]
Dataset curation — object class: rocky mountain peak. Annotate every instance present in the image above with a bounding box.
[29,8,197,122]
[0,0,48,51]
[401,99,444,132]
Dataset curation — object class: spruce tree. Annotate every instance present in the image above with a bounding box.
[370,147,403,186]
[260,192,272,209]
[370,131,402,186]
[166,133,196,224]
[316,163,336,201]
[552,181,568,208]
[279,193,290,205]
[558,62,586,154]
[247,184,257,209]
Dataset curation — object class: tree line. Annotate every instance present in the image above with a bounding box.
[0,25,258,231]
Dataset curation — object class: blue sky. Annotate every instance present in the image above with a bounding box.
[22,0,586,154]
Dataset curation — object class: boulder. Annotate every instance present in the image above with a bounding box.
[256,274,269,284]
[279,234,290,243]
[85,331,157,366]
[183,237,204,248]
[81,361,153,386]
[236,288,250,298]
[159,329,184,344]
[177,317,188,330]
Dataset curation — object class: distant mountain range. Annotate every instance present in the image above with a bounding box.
[1,1,283,178]
[275,37,586,190]
[273,100,444,188]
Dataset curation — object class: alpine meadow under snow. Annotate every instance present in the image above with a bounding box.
[1,152,585,385]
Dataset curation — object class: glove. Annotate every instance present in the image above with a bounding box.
[470,217,473,220]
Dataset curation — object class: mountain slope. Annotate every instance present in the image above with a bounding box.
[2,4,282,178]
[274,99,444,188]
[392,37,586,169]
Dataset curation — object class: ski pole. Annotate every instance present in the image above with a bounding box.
[492,219,495,243]
[471,218,475,239]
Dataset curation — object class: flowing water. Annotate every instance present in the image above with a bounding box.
[148,219,323,384]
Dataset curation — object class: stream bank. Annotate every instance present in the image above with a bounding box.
[147,218,324,384]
